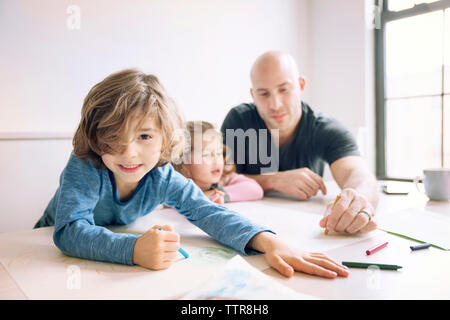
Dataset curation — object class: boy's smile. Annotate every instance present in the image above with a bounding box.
[118,163,144,173]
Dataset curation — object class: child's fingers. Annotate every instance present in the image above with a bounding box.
[151,225,180,242]
[164,242,180,252]
[160,225,174,232]
[268,254,294,278]
[213,195,225,204]
[162,231,180,243]
[163,251,179,261]
[290,257,338,279]
[151,225,173,232]
[305,255,349,277]
[152,261,173,270]
[152,225,176,235]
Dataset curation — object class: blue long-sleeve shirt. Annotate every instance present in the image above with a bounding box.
[35,153,270,265]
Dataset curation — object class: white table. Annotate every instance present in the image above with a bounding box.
[1,181,449,299]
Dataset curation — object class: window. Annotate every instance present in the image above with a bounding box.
[376,0,450,180]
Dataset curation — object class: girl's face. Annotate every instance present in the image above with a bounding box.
[101,116,163,197]
[186,134,224,190]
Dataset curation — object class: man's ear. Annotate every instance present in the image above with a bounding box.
[250,87,254,100]
[298,77,306,91]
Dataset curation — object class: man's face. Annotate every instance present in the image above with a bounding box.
[251,63,304,134]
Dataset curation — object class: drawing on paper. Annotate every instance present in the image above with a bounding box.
[195,247,235,262]
[182,256,307,300]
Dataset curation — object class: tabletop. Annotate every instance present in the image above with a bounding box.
[0,181,449,300]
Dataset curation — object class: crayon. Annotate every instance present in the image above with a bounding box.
[342,261,402,270]
[325,195,341,235]
[410,243,430,251]
[366,241,389,255]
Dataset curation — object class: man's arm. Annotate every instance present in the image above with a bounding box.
[329,155,378,209]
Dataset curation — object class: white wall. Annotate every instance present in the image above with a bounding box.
[307,0,376,172]
[0,138,73,233]
[0,0,309,132]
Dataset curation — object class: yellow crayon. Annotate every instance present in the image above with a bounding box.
[325,195,341,235]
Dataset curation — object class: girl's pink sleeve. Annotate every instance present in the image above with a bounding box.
[222,173,264,202]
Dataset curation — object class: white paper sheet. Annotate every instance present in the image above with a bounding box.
[224,201,382,253]
[181,255,316,300]
[0,227,238,299]
[378,208,450,250]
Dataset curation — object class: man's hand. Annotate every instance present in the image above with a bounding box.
[319,188,377,234]
[248,232,349,279]
[271,168,327,200]
[132,225,180,270]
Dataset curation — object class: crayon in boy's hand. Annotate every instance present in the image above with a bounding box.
[158,228,189,259]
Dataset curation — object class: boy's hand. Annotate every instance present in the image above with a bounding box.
[248,232,349,279]
[132,225,180,270]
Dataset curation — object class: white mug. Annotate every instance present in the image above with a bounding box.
[413,168,450,201]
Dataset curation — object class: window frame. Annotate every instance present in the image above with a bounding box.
[375,0,450,181]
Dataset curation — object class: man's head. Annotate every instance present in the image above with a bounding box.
[250,51,305,135]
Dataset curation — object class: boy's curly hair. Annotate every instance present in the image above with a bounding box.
[73,69,185,169]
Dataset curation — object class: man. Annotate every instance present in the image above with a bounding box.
[221,51,378,234]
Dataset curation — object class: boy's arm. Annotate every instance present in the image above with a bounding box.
[164,168,270,255]
[52,155,138,265]
[54,220,139,265]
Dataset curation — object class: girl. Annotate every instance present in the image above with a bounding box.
[34,69,348,279]
[173,121,264,204]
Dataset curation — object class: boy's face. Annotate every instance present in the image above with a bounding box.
[101,116,163,193]
[186,134,224,190]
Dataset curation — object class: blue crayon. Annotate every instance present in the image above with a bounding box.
[178,247,190,259]
[410,243,430,251]
[158,228,189,259]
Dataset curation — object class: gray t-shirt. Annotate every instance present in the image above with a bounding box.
[220,102,360,176]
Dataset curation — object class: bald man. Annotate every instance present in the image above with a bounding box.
[221,51,378,234]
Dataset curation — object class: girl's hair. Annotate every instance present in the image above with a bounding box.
[73,69,185,169]
[173,120,235,179]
